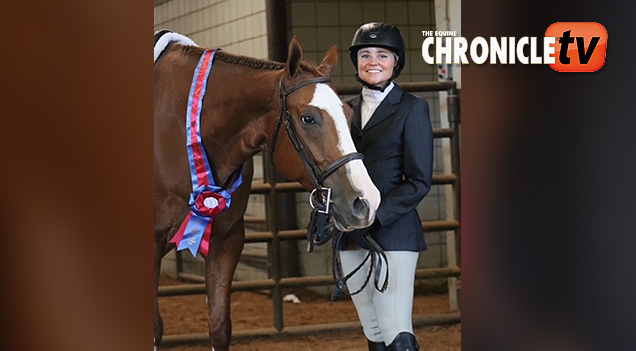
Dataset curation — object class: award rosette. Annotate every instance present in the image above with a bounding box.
[169,48,243,257]
[170,185,232,257]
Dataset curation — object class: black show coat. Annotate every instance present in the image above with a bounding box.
[341,84,433,252]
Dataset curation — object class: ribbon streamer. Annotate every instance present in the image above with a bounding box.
[169,49,243,257]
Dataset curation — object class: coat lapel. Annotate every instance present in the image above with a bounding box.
[363,84,403,131]
[349,95,363,134]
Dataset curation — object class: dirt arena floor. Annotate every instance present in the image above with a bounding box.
[158,277,461,351]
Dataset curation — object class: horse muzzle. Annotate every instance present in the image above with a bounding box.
[331,192,379,231]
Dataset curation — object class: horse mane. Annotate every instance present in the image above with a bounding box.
[215,51,285,70]
[180,45,322,75]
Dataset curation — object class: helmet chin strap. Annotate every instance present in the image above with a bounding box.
[355,73,391,92]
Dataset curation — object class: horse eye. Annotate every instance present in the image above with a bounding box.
[301,115,315,125]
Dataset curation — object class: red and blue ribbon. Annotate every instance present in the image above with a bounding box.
[170,49,243,257]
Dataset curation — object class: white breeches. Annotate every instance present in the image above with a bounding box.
[340,250,419,345]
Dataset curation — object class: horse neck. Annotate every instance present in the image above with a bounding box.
[200,61,283,188]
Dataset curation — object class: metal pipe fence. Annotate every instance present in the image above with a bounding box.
[162,81,461,344]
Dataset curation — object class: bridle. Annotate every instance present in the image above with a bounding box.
[269,76,389,300]
[270,76,363,215]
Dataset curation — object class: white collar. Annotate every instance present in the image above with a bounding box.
[362,82,394,104]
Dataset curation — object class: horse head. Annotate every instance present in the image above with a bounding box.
[270,37,381,231]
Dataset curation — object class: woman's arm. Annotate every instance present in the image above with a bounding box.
[375,98,434,227]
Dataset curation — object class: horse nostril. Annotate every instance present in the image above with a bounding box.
[351,197,369,219]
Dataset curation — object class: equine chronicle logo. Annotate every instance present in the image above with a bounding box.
[422,22,607,72]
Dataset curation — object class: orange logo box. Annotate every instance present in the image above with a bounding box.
[546,22,607,72]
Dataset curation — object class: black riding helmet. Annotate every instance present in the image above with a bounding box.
[349,22,406,82]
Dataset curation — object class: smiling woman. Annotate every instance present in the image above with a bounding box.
[338,22,435,351]
[357,47,396,87]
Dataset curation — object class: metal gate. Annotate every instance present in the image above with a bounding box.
[158,81,461,346]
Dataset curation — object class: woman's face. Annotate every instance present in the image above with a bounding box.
[357,47,396,87]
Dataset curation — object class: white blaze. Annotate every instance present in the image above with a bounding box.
[308,83,381,223]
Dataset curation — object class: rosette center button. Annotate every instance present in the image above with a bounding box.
[203,197,219,209]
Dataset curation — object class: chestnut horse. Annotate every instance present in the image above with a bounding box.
[154,31,380,350]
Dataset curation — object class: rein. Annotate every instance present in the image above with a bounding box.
[269,76,389,300]
[331,231,389,300]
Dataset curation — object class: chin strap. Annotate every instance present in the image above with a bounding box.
[355,73,391,92]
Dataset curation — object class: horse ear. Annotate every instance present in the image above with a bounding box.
[317,45,338,76]
[286,36,303,77]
